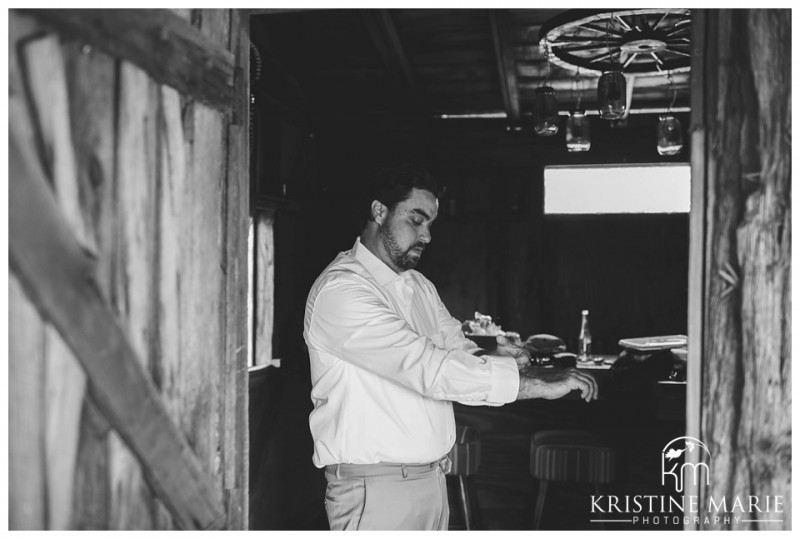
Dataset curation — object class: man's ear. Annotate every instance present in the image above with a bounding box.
[371,200,387,224]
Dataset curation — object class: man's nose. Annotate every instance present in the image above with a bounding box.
[418,227,431,244]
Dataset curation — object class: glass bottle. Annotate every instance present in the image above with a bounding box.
[597,71,627,120]
[566,110,591,152]
[532,86,559,136]
[578,309,592,361]
[657,114,684,155]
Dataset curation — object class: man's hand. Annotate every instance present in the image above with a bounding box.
[517,367,599,403]
[494,335,531,371]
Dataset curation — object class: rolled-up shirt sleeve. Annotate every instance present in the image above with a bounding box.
[307,277,519,406]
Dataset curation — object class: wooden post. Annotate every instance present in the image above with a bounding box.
[221,8,251,528]
[734,9,791,530]
[694,9,791,530]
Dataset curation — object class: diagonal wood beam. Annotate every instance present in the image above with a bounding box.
[491,9,521,125]
[8,123,226,531]
[362,9,417,93]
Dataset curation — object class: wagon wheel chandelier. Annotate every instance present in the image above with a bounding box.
[532,9,691,154]
[538,9,692,75]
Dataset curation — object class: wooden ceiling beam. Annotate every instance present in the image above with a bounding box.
[362,9,418,93]
[490,10,522,125]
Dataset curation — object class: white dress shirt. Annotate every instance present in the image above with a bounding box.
[304,237,520,467]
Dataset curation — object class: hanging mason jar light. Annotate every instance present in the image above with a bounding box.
[566,73,590,151]
[657,73,683,155]
[533,42,559,136]
[533,86,559,136]
[657,116,683,155]
[597,70,626,120]
[566,110,591,152]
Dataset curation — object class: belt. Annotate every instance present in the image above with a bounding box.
[326,455,452,479]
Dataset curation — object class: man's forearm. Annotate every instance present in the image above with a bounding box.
[516,370,542,400]
[516,367,600,403]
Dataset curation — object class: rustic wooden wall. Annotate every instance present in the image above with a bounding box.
[8,9,250,530]
[695,9,791,530]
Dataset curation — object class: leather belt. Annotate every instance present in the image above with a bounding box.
[326,455,451,479]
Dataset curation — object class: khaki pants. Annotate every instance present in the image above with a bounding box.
[324,459,450,530]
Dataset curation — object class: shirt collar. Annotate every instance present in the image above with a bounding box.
[351,237,406,287]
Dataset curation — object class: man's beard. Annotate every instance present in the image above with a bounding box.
[379,220,425,271]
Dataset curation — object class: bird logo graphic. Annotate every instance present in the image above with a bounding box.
[661,436,711,492]
[664,447,686,460]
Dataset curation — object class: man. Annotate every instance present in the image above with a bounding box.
[303,164,598,530]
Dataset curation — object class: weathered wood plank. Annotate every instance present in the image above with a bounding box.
[194,10,233,500]
[61,40,117,298]
[158,84,188,431]
[735,9,791,530]
[43,327,87,531]
[21,35,92,252]
[171,8,192,21]
[58,36,118,531]
[182,103,226,490]
[71,399,112,529]
[254,211,276,368]
[107,433,156,529]
[490,10,521,124]
[9,108,226,532]
[700,12,749,526]
[195,8,230,48]
[222,9,251,529]
[19,32,91,531]
[24,9,235,112]
[108,60,160,530]
[697,9,791,531]
[8,275,47,530]
[115,61,159,371]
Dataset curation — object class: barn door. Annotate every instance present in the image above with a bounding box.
[8,9,250,530]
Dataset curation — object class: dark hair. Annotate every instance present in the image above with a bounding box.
[366,163,445,222]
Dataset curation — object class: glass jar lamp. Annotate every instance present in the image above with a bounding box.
[566,110,591,152]
[532,86,559,136]
[657,114,683,155]
[597,71,627,120]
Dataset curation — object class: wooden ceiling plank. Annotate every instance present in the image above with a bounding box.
[362,9,417,92]
[491,9,521,124]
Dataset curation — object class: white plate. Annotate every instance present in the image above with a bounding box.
[618,335,687,351]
